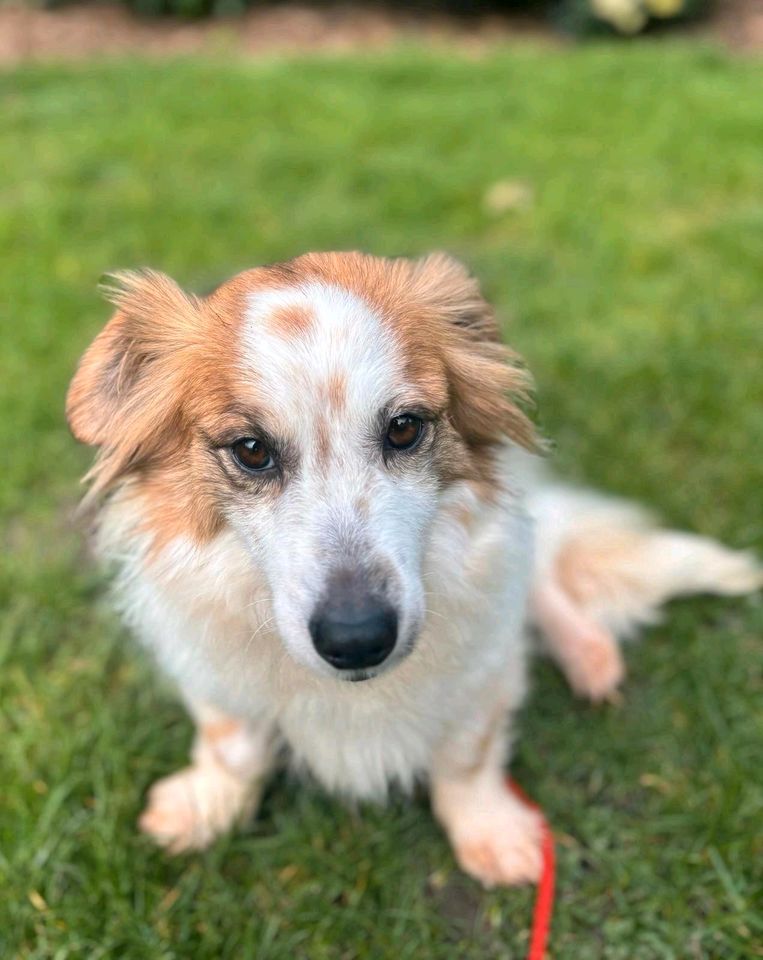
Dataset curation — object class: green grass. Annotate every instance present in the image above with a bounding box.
[1,44,762,959]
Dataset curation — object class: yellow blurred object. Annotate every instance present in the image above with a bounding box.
[591,0,648,33]
[483,179,534,215]
[645,0,684,17]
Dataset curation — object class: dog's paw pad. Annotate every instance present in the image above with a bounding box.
[139,764,250,854]
[450,797,543,888]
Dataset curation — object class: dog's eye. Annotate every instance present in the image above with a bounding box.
[231,438,275,473]
[386,415,423,451]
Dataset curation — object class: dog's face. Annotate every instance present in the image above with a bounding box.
[67,253,535,680]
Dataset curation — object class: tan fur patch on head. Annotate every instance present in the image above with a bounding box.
[315,417,331,468]
[312,373,347,468]
[324,372,347,412]
[266,303,314,339]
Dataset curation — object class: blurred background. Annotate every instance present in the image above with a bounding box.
[1,2,762,959]
[2,0,763,59]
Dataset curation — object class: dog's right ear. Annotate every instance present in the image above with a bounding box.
[66,270,200,447]
[67,271,204,496]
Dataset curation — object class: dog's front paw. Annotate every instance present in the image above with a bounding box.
[445,791,544,888]
[139,762,257,854]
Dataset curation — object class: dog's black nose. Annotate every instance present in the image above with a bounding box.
[309,600,398,672]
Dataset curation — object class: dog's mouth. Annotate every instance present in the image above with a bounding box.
[342,669,375,683]
[330,633,417,683]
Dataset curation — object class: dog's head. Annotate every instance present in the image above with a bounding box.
[67,252,536,680]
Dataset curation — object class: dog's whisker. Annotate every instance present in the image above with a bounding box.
[423,607,449,623]
[243,615,277,655]
[244,597,274,610]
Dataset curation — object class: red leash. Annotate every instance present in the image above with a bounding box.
[507,779,556,960]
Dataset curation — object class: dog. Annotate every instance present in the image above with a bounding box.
[66,252,760,887]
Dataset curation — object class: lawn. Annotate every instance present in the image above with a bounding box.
[1,43,762,960]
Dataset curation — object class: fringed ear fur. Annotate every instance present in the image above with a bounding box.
[411,253,540,452]
[66,270,202,497]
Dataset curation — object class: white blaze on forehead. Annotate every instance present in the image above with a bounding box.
[241,282,400,421]
[231,280,438,670]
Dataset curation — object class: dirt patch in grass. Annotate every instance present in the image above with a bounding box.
[1,0,761,66]
[0,2,551,65]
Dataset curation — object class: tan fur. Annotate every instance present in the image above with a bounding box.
[315,417,331,469]
[556,528,648,606]
[202,718,244,742]
[324,372,347,412]
[66,271,237,546]
[267,303,314,338]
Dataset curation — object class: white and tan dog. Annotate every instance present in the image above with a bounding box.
[67,252,760,887]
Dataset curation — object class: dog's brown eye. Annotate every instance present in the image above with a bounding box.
[386,415,423,451]
[231,438,274,473]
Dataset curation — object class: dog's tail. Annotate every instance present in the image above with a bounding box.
[525,479,761,701]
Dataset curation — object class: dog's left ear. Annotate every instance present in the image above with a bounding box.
[411,253,539,452]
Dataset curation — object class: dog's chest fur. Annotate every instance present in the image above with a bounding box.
[101,477,532,799]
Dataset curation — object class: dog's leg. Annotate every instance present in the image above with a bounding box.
[139,702,274,854]
[527,483,762,702]
[530,580,625,702]
[430,704,542,888]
